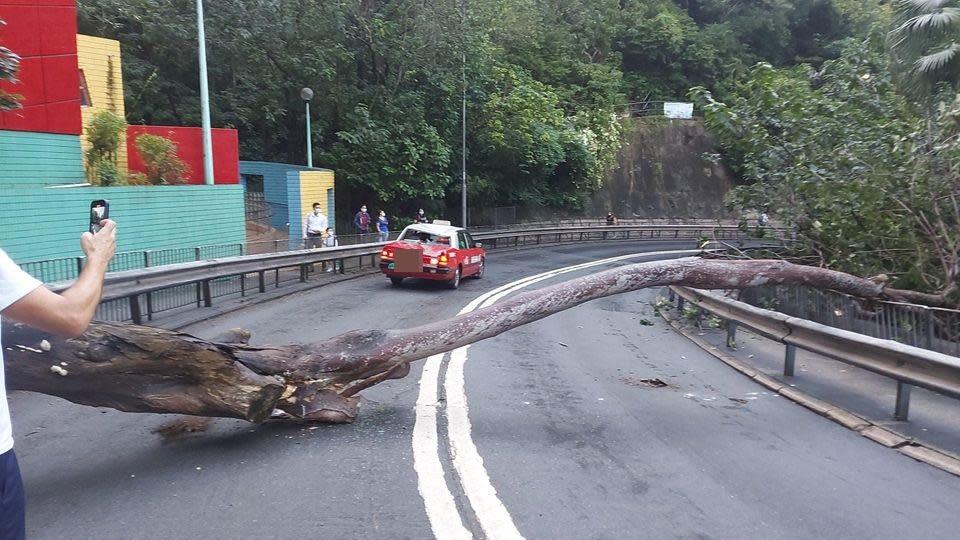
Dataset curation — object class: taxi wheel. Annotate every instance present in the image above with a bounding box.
[390,277,404,287]
[474,258,485,279]
[448,267,461,289]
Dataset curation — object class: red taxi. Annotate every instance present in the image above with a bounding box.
[379,221,486,289]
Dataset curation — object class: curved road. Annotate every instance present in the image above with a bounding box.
[10,242,960,538]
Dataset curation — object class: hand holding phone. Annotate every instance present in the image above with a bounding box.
[89,200,110,234]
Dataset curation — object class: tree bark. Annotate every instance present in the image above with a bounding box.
[2,257,903,423]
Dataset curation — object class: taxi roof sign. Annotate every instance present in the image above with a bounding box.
[432,219,452,226]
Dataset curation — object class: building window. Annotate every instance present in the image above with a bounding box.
[79,69,92,107]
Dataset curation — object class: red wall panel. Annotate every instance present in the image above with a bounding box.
[41,54,77,102]
[38,5,77,54]
[0,1,80,134]
[127,126,240,185]
[0,5,40,56]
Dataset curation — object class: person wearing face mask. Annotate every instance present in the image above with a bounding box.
[377,210,390,242]
[354,205,371,238]
[303,202,328,249]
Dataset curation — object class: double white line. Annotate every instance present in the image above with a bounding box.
[413,250,699,539]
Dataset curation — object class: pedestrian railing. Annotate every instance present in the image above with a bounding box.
[739,285,960,358]
[41,224,761,325]
[670,286,960,421]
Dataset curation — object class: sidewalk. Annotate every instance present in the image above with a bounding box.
[664,309,960,459]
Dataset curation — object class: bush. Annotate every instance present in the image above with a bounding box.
[135,133,187,185]
[85,110,127,185]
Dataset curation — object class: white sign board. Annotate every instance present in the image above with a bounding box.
[663,102,694,119]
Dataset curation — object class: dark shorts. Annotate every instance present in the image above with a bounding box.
[0,449,25,540]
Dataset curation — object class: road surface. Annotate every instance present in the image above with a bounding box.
[10,241,960,538]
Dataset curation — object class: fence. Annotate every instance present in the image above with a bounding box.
[624,101,701,118]
[739,285,960,358]
[38,223,756,325]
[670,286,960,422]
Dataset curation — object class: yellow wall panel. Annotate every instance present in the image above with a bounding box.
[77,34,127,176]
[298,170,335,220]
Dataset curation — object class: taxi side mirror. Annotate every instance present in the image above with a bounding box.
[475,242,483,248]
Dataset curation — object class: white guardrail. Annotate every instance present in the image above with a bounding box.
[671,286,960,421]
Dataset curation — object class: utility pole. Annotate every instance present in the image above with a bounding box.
[460,0,468,227]
[197,0,214,185]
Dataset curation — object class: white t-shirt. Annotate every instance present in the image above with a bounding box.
[0,248,42,454]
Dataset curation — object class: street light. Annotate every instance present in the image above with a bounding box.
[196,0,214,185]
[301,87,314,168]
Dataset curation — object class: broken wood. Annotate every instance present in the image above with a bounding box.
[2,258,909,423]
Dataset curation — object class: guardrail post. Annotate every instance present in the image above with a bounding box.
[143,251,152,268]
[75,256,84,277]
[258,271,266,293]
[129,295,143,325]
[784,343,796,377]
[726,320,737,348]
[371,254,377,268]
[145,291,153,322]
[895,382,911,421]
[924,309,934,350]
[299,264,308,282]
[201,280,212,307]
[195,247,202,306]
[240,273,246,297]
[338,258,345,274]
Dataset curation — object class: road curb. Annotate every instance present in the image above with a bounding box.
[660,308,960,478]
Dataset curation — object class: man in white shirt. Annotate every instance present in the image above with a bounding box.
[303,202,328,249]
[0,219,116,539]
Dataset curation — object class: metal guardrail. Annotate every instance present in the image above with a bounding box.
[44,224,760,325]
[670,286,960,421]
[740,285,960,358]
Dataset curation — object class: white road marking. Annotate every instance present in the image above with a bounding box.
[414,354,473,539]
[415,249,699,540]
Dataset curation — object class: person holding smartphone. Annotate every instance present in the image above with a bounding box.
[0,216,116,539]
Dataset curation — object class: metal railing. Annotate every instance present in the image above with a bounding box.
[670,286,960,421]
[43,224,758,325]
[739,285,960,358]
[624,101,701,118]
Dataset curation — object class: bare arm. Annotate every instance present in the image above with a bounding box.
[3,220,117,338]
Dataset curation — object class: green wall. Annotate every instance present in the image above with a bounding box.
[0,130,86,186]
[0,185,246,266]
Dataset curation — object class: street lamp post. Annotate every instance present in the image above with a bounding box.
[196,0,214,185]
[301,87,314,168]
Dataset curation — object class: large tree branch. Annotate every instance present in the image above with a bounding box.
[2,258,915,424]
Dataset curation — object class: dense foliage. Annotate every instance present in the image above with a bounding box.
[74,0,871,218]
[694,28,959,302]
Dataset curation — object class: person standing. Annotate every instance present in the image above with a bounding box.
[354,205,371,238]
[1,219,117,539]
[302,202,328,249]
[377,211,389,242]
[321,227,339,273]
[414,208,428,224]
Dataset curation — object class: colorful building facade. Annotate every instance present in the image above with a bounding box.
[0,0,246,267]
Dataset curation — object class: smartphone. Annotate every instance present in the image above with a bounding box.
[89,200,109,234]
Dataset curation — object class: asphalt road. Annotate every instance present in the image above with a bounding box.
[10,241,960,539]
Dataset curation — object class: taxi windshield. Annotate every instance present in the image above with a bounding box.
[398,228,453,247]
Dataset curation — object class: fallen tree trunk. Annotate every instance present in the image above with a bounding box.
[2,258,900,423]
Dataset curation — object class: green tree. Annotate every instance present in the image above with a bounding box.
[889,0,960,97]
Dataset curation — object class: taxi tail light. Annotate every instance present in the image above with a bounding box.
[438,254,448,266]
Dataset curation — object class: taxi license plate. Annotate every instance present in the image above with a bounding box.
[388,262,395,270]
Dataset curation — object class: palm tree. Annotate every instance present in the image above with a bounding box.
[889,0,960,97]
[0,19,20,111]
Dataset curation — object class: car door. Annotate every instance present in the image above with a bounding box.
[458,231,479,276]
